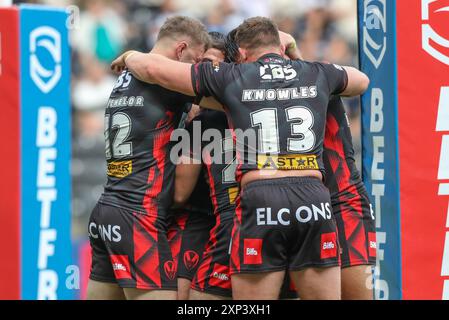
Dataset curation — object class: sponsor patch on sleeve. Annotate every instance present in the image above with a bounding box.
[107,160,132,178]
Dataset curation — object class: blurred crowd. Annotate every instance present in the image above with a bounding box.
[15,0,361,238]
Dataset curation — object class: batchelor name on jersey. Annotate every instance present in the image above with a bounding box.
[107,95,145,108]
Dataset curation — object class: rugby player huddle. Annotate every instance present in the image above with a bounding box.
[87,15,374,300]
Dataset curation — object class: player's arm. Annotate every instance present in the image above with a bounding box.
[125,52,195,96]
[112,51,223,111]
[173,156,202,206]
[340,66,370,97]
[279,31,303,60]
[317,62,369,97]
[278,31,367,95]
[198,97,224,111]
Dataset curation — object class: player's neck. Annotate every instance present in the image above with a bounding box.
[150,44,177,61]
[246,47,283,62]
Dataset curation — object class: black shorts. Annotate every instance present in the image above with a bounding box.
[172,210,215,281]
[191,216,298,299]
[88,202,177,290]
[230,176,340,275]
[191,216,233,297]
[332,183,376,268]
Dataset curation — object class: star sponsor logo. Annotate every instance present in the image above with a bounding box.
[107,160,132,178]
[256,154,318,170]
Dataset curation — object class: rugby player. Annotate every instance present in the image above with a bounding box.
[86,16,210,300]
[172,32,227,300]
[225,27,376,300]
[174,31,297,300]
[323,97,376,299]
[112,16,369,299]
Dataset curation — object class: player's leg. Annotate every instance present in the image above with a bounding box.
[177,278,192,300]
[189,290,232,300]
[86,280,126,300]
[335,184,376,300]
[231,271,285,300]
[279,273,299,300]
[290,267,341,300]
[123,288,177,300]
[87,203,126,300]
[341,265,373,300]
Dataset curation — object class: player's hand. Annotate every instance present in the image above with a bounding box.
[111,50,137,74]
[278,31,303,60]
[187,104,202,123]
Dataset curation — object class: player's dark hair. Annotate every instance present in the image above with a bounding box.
[157,16,210,49]
[235,16,281,51]
[208,31,226,55]
[225,28,240,63]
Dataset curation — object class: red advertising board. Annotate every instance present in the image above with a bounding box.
[0,7,20,299]
[397,0,449,299]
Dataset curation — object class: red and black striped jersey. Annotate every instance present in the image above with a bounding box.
[186,110,238,220]
[191,54,348,181]
[323,96,364,200]
[99,70,193,216]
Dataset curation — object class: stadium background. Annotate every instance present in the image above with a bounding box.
[1,0,448,300]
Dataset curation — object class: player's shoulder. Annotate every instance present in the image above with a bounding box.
[216,61,242,74]
[291,59,325,71]
[294,60,346,80]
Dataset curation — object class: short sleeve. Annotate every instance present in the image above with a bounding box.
[191,61,233,102]
[316,62,348,95]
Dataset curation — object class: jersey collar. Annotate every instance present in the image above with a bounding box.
[257,53,285,63]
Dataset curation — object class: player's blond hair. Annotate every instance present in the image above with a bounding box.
[157,16,210,49]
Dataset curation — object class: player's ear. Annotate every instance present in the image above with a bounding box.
[175,41,188,61]
[238,48,247,63]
